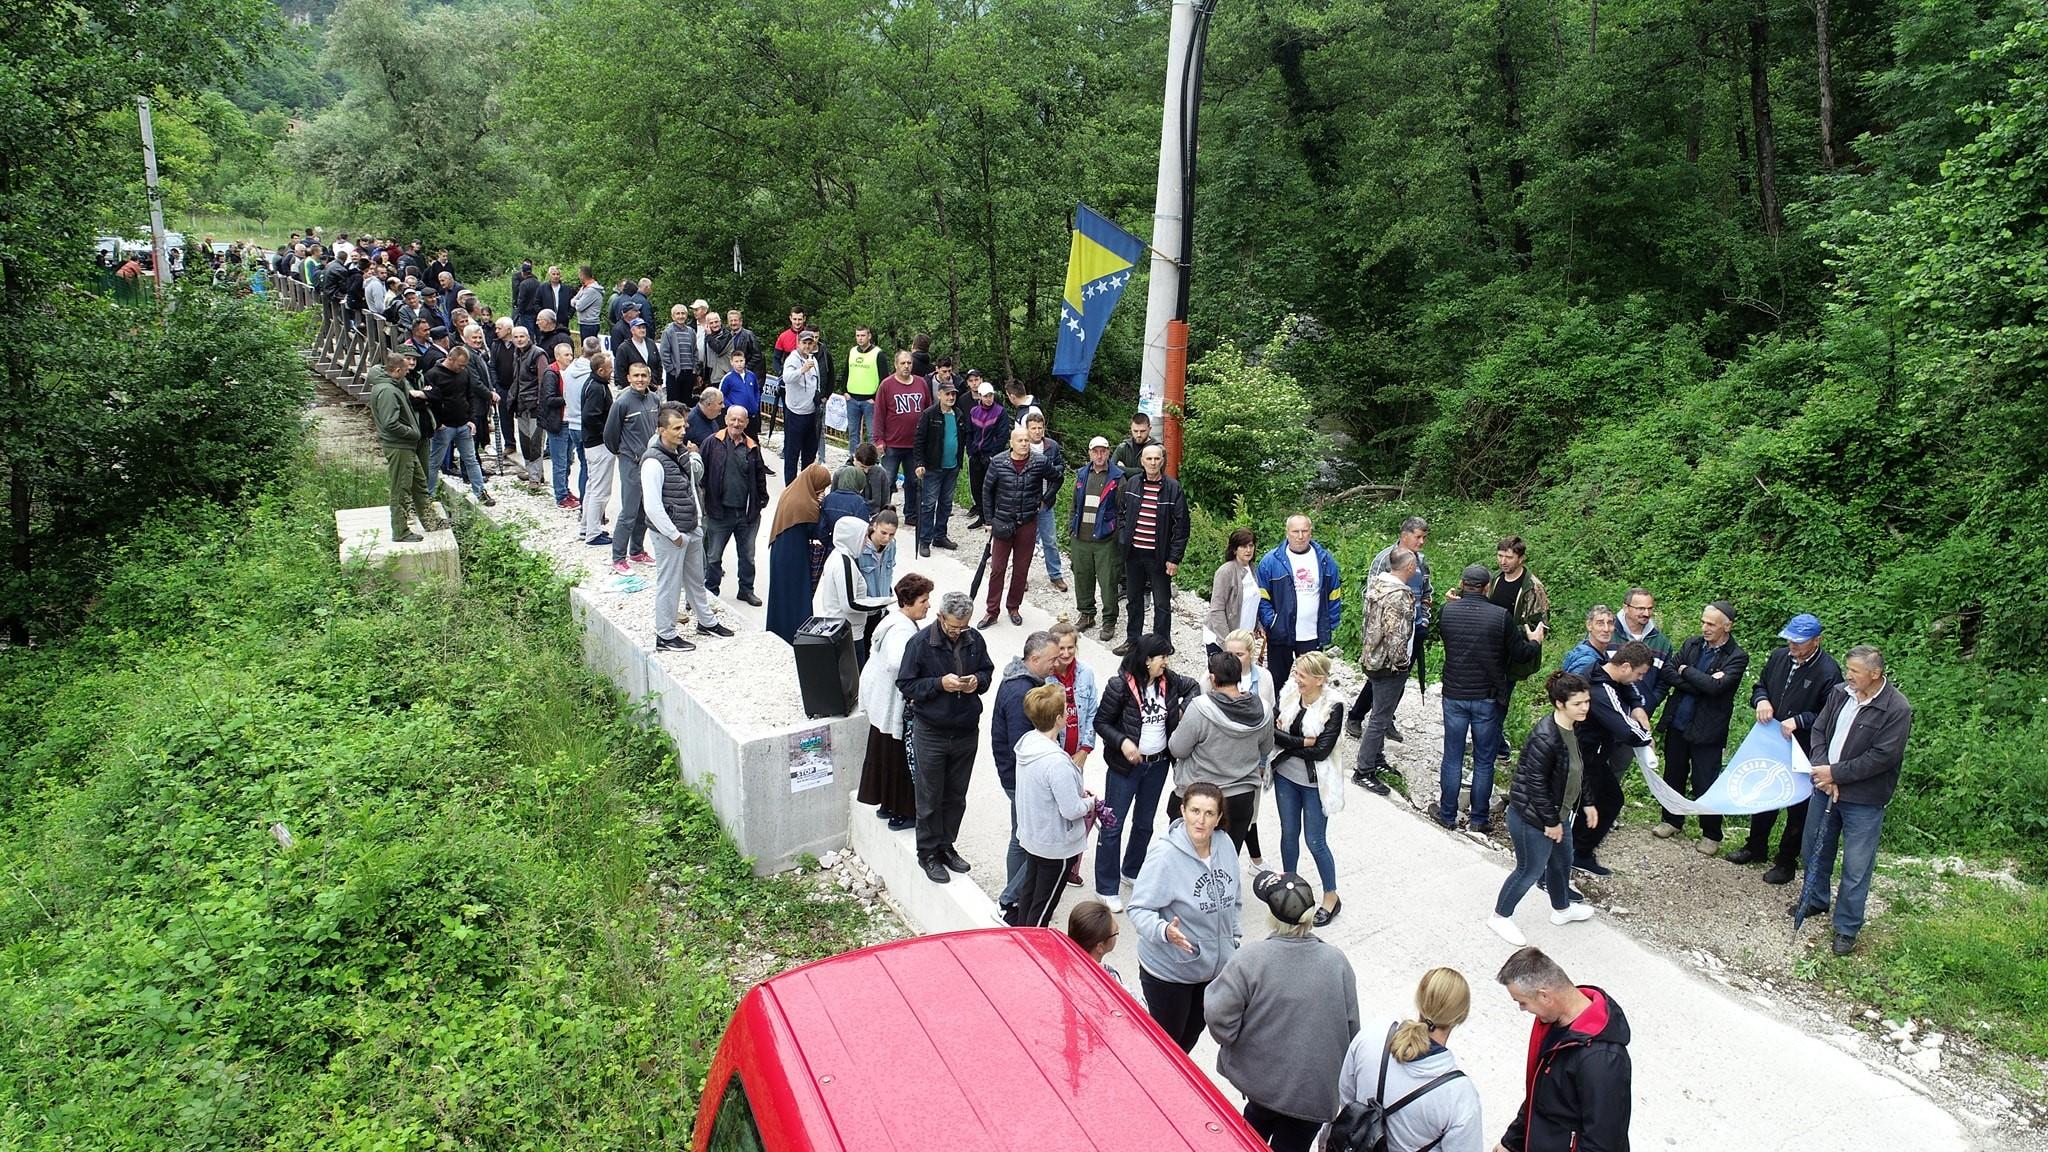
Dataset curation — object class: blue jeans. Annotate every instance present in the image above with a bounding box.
[999,784,1030,908]
[1096,755,1170,897]
[1439,697,1502,827]
[566,428,587,499]
[845,397,874,450]
[427,423,487,498]
[882,446,919,523]
[1272,774,1336,892]
[1497,807,1575,917]
[1798,792,1886,938]
[547,428,574,501]
[921,466,958,540]
[1036,504,1063,579]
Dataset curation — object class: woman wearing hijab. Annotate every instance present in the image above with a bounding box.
[817,516,895,666]
[858,573,934,830]
[764,463,835,643]
[820,464,872,543]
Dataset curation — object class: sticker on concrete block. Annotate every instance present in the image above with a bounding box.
[788,726,834,794]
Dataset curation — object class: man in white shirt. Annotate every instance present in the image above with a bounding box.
[1255,515,1343,691]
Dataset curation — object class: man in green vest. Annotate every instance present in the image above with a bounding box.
[370,350,447,541]
[843,325,884,449]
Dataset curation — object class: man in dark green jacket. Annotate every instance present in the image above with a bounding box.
[369,350,444,541]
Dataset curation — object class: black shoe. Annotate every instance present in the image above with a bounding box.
[1575,856,1613,877]
[586,532,612,546]
[922,858,951,884]
[1832,932,1857,956]
[1377,761,1403,778]
[887,816,916,831]
[654,634,696,652]
[1537,877,1589,903]
[480,493,497,507]
[874,807,894,820]
[977,613,1000,630]
[1009,611,1023,625]
[1385,726,1405,744]
[941,847,972,874]
[393,530,425,543]
[965,518,986,530]
[737,591,762,607]
[1111,641,1133,657]
[1468,822,1493,835]
[1726,847,1760,865]
[1352,770,1390,796]
[696,622,736,637]
[933,538,958,550]
[1344,718,1363,740]
[919,542,932,558]
[1313,896,1342,927]
[1762,862,1798,886]
[1433,812,1457,831]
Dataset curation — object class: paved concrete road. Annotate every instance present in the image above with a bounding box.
[689,438,1974,1152]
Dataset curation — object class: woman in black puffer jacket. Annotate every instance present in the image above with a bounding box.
[1489,671,1596,947]
[1090,634,1199,911]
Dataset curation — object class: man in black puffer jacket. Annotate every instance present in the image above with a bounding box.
[978,425,1060,628]
[1494,947,1632,1152]
[1651,600,1750,853]
[420,344,493,505]
[1436,565,1544,832]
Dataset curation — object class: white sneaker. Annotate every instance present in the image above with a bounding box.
[1652,822,1679,840]
[1488,915,1527,946]
[1551,903,1596,925]
[1103,894,1124,913]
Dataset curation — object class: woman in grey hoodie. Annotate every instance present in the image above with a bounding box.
[1336,968,1485,1152]
[1205,869,1360,1152]
[1008,684,1095,929]
[1167,650,1275,862]
[1127,782,1240,1053]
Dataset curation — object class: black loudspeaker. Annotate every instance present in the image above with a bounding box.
[793,616,858,718]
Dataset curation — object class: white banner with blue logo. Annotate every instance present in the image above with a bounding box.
[1636,721,1813,816]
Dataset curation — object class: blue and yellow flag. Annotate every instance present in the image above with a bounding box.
[1053,204,1145,393]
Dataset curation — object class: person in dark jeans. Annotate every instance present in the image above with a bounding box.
[1434,565,1544,831]
[1126,782,1240,1053]
[1651,600,1749,853]
[1352,548,1418,794]
[697,404,769,605]
[896,592,995,884]
[1491,671,1596,947]
[1113,443,1189,653]
[1571,642,1656,875]
[1730,612,1842,884]
[1794,645,1913,957]
[1092,635,1197,910]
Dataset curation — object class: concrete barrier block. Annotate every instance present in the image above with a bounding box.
[334,506,459,584]
[849,792,1001,933]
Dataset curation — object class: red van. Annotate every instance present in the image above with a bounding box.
[691,928,1269,1152]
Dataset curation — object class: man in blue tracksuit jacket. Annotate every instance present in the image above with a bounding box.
[1255,514,1344,690]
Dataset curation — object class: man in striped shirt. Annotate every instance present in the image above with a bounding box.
[1112,444,1190,655]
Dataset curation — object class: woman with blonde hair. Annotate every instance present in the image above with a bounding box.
[1335,967,1485,1152]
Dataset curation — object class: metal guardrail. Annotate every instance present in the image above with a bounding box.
[271,276,397,402]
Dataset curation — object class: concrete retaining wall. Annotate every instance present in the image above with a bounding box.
[570,587,867,875]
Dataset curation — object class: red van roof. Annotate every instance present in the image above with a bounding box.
[708,928,1267,1152]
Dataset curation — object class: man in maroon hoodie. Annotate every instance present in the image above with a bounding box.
[875,348,932,537]
[1494,947,1632,1152]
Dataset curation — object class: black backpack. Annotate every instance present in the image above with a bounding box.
[1328,1024,1467,1152]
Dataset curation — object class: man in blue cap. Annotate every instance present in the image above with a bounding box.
[1728,612,1843,884]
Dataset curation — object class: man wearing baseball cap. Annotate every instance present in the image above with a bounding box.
[963,375,1011,529]
[1067,436,1124,638]
[1729,612,1843,883]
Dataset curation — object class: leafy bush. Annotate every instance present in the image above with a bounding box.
[1179,323,1328,521]
[0,464,873,1148]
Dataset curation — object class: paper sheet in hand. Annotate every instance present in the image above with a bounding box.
[1637,720,1812,816]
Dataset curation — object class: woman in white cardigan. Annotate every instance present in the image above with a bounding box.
[818,516,895,666]
[856,572,934,830]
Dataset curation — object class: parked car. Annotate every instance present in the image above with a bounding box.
[692,928,1268,1152]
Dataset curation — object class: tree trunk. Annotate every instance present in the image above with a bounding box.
[1814,0,1837,171]
[0,155,28,644]
[975,128,1012,380]
[1588,0,1598,55]
[1686,27,1708,166]
[1459,125,1497,250]
[1493,10,1532,268]
[1748,6,1783,237]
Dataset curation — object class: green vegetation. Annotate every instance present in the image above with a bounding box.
[0,463,873,1147]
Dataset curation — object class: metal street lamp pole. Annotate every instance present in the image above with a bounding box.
[1139,0,1215,477]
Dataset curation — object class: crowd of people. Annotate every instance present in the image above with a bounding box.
[332,241,1915,1152]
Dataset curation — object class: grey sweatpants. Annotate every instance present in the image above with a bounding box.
[650,530,716,639]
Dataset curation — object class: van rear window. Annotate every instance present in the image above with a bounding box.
[707,1074,766,1152]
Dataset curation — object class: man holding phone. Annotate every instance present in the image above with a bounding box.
[897,592,996,884]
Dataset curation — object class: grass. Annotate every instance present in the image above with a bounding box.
[1811,871,2048,1061]
[0,458,875,1149]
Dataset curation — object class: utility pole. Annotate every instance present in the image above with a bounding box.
[137,97,171,300]
[1139,0,1215,477]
